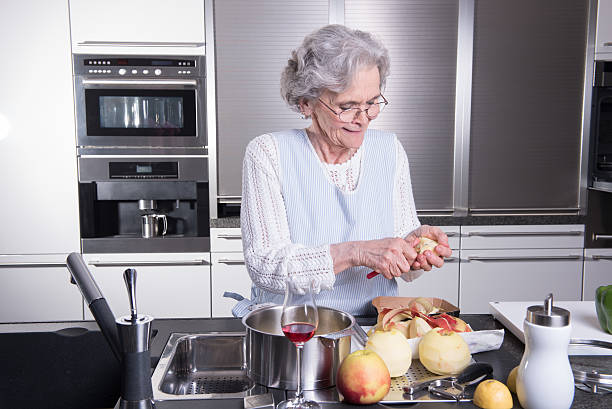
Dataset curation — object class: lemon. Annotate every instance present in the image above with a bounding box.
[506,366,518,394]
[473,379,513,409]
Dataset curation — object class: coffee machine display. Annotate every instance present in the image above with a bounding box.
[78,157,210,253]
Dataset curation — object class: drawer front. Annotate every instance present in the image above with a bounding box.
[461,225,584,250]
[211,253,251,317]
[211,228,243,252]
[396,256,459,306]
[583,249,612,301]
[439,225,460,250]
[459,248,583,314]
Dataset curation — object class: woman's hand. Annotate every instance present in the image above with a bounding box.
[331,238,419,279]
[405,225,452,271]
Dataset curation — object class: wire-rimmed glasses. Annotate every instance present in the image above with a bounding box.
[318,94,388,122]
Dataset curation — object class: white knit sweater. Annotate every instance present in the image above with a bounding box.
[240,130,422,295]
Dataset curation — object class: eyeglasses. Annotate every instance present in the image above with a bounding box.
[318,94,389,123]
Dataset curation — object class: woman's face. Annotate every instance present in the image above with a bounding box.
[304,65,381,150]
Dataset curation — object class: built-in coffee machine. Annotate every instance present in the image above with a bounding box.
[78,157,209,253]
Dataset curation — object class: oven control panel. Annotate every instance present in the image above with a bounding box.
[73,55,205,78]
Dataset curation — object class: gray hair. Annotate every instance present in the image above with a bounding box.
[281,24,390,114]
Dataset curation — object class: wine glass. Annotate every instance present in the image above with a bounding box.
[277,277,320,409]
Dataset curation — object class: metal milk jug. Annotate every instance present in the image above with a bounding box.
[516,293,574,409]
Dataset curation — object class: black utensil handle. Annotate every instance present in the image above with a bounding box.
[121,350,153,401]
[456,362,494,385]
[90,298,122,363]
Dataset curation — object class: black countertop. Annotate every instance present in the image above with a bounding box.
[0,315,609,409]
[210,215,586,228]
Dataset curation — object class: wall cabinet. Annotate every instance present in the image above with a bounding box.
[69,0,206,55]
[82,253,211,319]
[596,0,612,58]
[0,256,82,323]
[583,248,612,301]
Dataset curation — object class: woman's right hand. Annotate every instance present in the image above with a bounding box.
[331,237,420,279]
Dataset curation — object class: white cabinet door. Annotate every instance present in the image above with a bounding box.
[0,255,83,323]
[211,228,243,252]
[83,253,211,319]
[0,1,80,255]
[211,253,252,317]
[584,249,612,301]
[397,257,460,307]
[461,225,584,250]
[596,0,612,58]
[69,0,206,55]
[459,249,583,314]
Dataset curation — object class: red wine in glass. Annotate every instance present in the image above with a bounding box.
[282,322,316,345]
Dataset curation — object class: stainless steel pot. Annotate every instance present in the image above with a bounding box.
[242,305,355,390]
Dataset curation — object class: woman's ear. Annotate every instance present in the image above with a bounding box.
[299,99,314,117]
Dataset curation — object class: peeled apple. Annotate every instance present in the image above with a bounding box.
[418,328,471,375]
[366,329,412,377]
[415,237,438,254]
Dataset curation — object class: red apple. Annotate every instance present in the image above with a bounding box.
[336,349,391,404]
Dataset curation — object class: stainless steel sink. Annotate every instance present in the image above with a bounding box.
[151,332,266,401]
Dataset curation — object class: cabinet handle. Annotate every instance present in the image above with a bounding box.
[88,260,209,267]
[216,233,242,239]
[0,262,66,268]
[443,257,459,263]
[77,41,205,47]
[594,234,612,241]
[464,231,583,237]
[467,255,582,262]
[591,255,612,261]
[217,258,245,265]
[444,232,458,237]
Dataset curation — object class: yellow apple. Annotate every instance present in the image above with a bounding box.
[336,349,391,404]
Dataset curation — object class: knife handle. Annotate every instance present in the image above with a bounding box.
[366,271,379,279]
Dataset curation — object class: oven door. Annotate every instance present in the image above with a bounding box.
[75,78,206,153]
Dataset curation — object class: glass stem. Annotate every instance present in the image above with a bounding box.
[296,344,303,402]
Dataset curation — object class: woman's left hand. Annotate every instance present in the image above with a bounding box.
[405,225,452,271]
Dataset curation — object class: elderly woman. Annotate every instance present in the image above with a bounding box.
[238,24,452,317]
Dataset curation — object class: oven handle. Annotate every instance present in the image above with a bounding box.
[77,41,205,48]
[81,79,198,86]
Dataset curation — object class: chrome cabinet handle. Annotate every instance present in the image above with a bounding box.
[443,257,459,263]
[464,231,583,237]
[444,232,458,237]
[594,234,612,241]
[217,259,245,265]
[88,260,209,267]
[82,79,197,86]
[591,255,612,261]
[467,255,581,262]
[0,262,66,268]
[77,41,205,47]
[216,233,242,239]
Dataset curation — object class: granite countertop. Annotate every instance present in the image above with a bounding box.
[0,315,609,409]
[211,215,586,229]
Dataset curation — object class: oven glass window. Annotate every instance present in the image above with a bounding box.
[85,89,196,136]
[99,96,184,129]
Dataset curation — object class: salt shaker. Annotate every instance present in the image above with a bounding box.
[516,293,574,409]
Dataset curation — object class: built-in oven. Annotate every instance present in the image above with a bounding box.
[73,55,206,155]
[590,61,612,191]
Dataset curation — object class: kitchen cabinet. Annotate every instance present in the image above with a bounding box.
[213,0,328,203]
[596,0,612,58]
[210,228,250,317]
[345,0,459,211]
[583,248,612,301]
[469,0,588,212]
[82,253,211,319]
[459,225,585,313]
[69,0,206,55]
[211,253,251,317]
[0,255,82,323]
[397,226,460,305]
[0,0,80,255]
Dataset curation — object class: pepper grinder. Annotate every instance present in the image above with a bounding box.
[516,293,574,409]
[117,268,155,409]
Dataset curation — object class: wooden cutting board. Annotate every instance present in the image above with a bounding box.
[489,301,612,355]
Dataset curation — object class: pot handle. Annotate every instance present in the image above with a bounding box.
[352,322,369,348]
